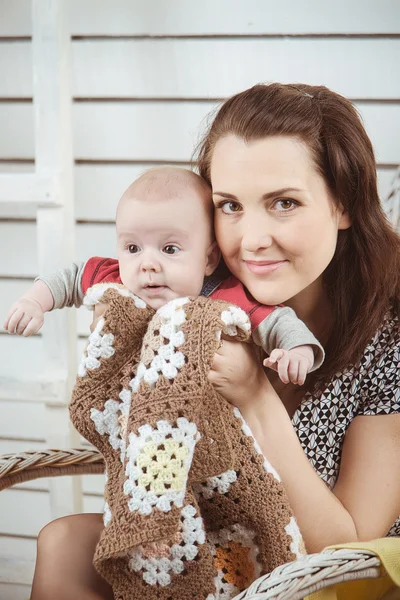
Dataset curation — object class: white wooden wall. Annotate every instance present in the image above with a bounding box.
[0,1,399,597]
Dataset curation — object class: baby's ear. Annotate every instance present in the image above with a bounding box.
[205,241,221,276]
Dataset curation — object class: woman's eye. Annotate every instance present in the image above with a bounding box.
[163,245,179,255]
[274,198,298,211]
[220,201,241,214]
[127,244,140,254]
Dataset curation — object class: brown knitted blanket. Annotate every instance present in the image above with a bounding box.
[70,283,305,600]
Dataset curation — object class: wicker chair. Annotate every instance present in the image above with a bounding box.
[0,448,390,599]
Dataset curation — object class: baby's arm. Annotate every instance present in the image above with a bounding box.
[252,306,325,386]
[3,262,85,336]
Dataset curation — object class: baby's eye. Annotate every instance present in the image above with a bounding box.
[163,245,180,255]
[127,244,140,254]
[219,201,242,214]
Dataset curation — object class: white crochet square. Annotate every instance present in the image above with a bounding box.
[124,418,200,515]
[90,389,132,462]
[78,317,115,377]
[130,297,190,392]
[220,305,251,337]
[193,470,238,500]
[129,504,205,586]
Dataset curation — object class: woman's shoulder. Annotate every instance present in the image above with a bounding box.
[360,306,399,369]
[306,307,399,416]
[355,306,399,415]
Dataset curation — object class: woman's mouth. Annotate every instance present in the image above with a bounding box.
[244,260,287,275]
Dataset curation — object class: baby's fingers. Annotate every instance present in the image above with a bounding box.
[276,351,290,384]
[16,313,35,336]
[5,308,24,334]
[3,305,20,331]
[263,349,284,372]
[296,361,309,386]
[3,311,13,331]
[22,316,43,337]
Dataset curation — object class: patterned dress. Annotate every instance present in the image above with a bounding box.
[292,309,400,535]
[204,272,400,536]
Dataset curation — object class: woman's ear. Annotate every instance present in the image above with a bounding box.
[205,241,221,276]
[338,206,352,230]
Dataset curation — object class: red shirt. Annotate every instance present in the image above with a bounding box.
[82,257,276,331]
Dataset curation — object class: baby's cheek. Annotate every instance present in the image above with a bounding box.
[119,270,138,295]
[175,266,203,297]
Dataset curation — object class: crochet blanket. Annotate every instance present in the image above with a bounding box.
[70,283,305,600]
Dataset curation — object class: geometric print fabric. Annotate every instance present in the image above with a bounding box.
[292,310,400,536]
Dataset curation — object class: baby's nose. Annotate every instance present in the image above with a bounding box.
[140,254,161,272]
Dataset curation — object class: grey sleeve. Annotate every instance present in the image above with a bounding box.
[252,306,325,372]
[35,262,86,309]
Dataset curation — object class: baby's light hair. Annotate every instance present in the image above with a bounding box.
[116,166,215,240]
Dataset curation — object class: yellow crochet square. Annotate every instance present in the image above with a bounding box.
[137,440,189,494]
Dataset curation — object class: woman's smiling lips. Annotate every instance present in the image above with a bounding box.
[244,260,287,275]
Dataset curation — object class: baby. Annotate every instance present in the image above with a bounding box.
[3,166,324,385]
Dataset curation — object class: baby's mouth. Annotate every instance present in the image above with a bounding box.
[143,284,167,294]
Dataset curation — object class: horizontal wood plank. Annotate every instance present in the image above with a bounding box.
[1,488,52,536]
[0,101,399,164]
[1,39,400,100]
[0,398,47,439]
[0,536,37,559]
[0,537,35,589]
[0,0,31,37]
[1,0,400,36]
[0,488,103,537]
[0,221,116,277]
[0,582,31,599]
[0,556,34,586]
[0,164,397,221]
[0,335,86,403]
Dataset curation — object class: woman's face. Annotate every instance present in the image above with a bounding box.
[211,135,351,308]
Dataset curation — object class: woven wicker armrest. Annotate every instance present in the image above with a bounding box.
[0,448,104,491]
[0,449,387,599]
[235,547,383,599]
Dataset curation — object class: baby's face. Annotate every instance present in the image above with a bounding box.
[116,183,216,310]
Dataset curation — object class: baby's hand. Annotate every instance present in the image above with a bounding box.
[3,297,45,336]
[263,345,314,385]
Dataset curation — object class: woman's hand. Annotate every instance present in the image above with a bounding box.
[208,338,272,411]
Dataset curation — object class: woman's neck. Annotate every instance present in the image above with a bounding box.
[284,278,333,346]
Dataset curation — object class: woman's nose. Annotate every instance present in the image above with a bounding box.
[242,218,273,253]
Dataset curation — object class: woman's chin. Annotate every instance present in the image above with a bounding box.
[240,279,290,307]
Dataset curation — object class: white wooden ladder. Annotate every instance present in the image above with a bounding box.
[0,0,82,521]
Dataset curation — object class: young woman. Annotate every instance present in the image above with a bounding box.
[30,83,400,599]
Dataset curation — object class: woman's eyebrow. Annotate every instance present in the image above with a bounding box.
[262,187,305,199]
[212,191,238,199]
[212,187,305,200]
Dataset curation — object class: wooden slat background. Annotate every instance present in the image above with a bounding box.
[0,1,399,597]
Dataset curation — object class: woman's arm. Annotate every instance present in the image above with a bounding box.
[209,340,400,552]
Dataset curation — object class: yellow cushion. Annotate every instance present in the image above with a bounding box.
[304,538,400,600]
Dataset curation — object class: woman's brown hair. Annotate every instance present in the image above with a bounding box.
[196,83,400,387]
